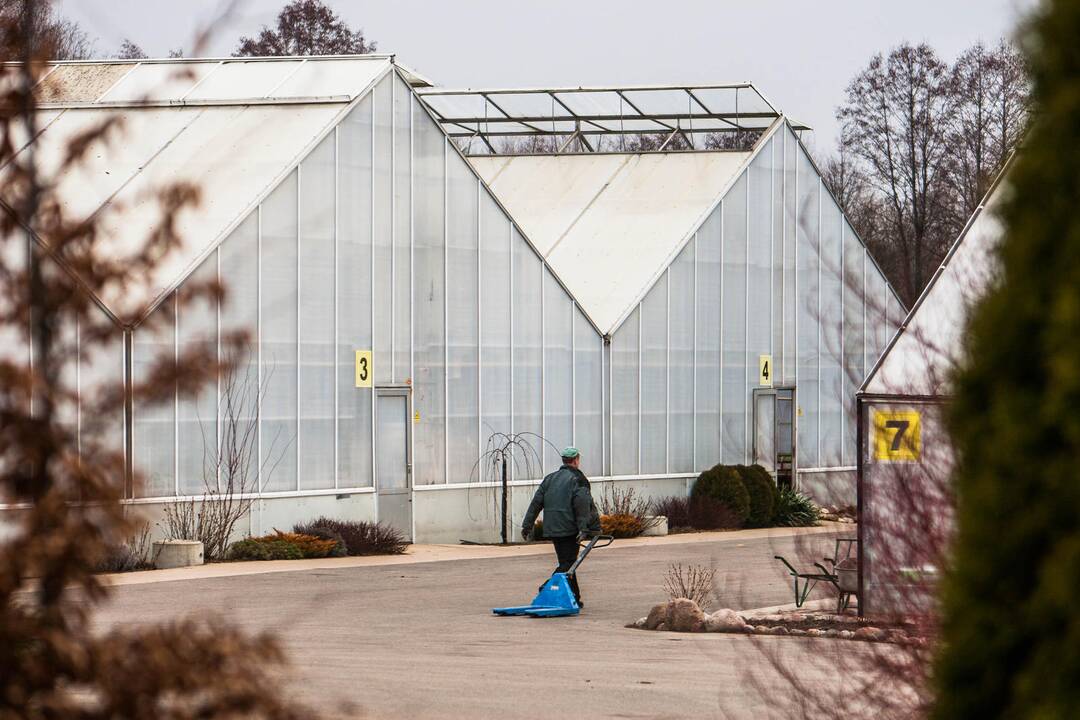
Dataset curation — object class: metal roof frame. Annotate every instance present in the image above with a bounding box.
[417,83,810,155]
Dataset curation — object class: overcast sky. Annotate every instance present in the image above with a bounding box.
[57,0,1035,152]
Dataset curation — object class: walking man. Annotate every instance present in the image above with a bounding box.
[521,447,601,607]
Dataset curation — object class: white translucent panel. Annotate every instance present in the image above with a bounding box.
[865,250,888,373]
[184,60,303,100]
[393,77,412,382]
[783,129,798,385]
[412,101,446,485]
[218,212,260,492]
[512,229,543,476]
[819,194,844,467]
[695,210,721,469]
[337,97,374,488]
[133,295,175,498]
[177,253,218,495]
[480,192,511,444]
[298,134,336,491]
[842,221,865,466]
[78,305,125,474]
[543,275,573,473]
[602,341,611,475]
[640,273,667,474]
[748,139,774,455]
[267,57,389,99]
[54,310,78,457]
[100,62,217,102]
[771,134,785,378]
[611,307,639,476]
[722,176,748,463]
[573,308,602,476]
[795,147,819,467]
[669,239,694,473]
[886,290,902,346]
[372,75,393,383]
[446,154,479,483]
[260,171,299,492]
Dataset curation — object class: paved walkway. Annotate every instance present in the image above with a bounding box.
[93,524,865,719]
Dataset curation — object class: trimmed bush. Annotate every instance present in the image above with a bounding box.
[691,465,750,526]
[737,464,778,528]
[771,487,820,527]
[227,538,304,561]
[293,517,408,556]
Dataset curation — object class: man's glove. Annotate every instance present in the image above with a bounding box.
[577,530,591,542]
[521,527,531,542]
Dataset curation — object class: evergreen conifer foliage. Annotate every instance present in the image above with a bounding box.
[933,2,1080,716]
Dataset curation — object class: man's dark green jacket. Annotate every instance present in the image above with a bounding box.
[522,465,601,539]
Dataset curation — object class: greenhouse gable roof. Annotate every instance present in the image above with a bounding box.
[470,149,753,334]
[861,170,1009,397]
[2,55,395,325]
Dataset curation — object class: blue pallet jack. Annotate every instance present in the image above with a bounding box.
[493,534,614,617]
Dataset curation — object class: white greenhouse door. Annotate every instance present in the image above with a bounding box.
[753,391,776,472]
[375,387,412,541]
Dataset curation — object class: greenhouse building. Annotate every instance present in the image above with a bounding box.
[5,55,902,543]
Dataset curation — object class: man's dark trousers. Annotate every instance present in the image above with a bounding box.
[550,535,582,605]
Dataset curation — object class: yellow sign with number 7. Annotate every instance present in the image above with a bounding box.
[872,410,921,461]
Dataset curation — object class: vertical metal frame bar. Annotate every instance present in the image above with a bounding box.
[718,199,724,464]
[443,136,449,483]
[370,93,377,495]
[296,162,302,491]
[395,76,399,382]
[333,126,340,489]
[409,93,415,487]
[540,257,546,473]
[476,177,483,472]
[215,248,222,491]
[665,268,670,473]
[792,132,799,486]
[781,123,787,383]
[816,177,822,466]
[840,219,845,465]
[256,206,263,500]
[744,160,751,464]
[508,220,514,480]
[636,304,642,475]
[692,232,698,470]
[571,302,576,447]
[174,293,179,497]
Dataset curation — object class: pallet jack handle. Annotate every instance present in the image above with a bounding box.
[567,534,614,576]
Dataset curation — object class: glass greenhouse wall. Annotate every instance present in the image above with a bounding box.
[129,69,605,499]
[607,126,901,479]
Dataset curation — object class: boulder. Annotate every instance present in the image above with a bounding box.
[704,608,748,633]
[806,628,824,638]
[667,598,706,632]
[644,603,668,630]
[839,630,855,639]
[770,626,789,636]
[854,626,886,642]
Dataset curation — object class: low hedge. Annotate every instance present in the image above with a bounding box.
[226,531,340,561]
[691,465,751,526]
[738,464,779,528]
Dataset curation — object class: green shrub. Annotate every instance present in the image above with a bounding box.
[737,464,778,527]
[691,465,750,526]
[293,517,408,555]
[227,538,304,561]
[770,487,820,527]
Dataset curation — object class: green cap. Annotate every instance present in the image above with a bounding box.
[561,447,580,459]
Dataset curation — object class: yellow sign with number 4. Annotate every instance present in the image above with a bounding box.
[872,410,921,461]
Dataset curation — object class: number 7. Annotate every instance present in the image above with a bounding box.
[885,420,909,452]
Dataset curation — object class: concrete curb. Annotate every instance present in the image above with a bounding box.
[100,522,853,588]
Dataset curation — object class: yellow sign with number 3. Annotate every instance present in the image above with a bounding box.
[354,350,372,388]
[872,410,921,461]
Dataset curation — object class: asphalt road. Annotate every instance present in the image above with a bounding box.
[92,531,863,719]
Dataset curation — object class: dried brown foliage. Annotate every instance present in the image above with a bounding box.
[0,2,310,717]
[663,562,718,610]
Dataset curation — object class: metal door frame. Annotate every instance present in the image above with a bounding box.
[752,385,797,481]
[374,384,413,532]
